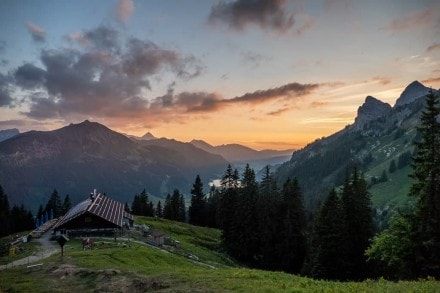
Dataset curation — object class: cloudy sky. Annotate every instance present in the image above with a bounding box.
[0,0,439,150]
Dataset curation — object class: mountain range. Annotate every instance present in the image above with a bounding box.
[0,80,437,213]
[0,121,294,209]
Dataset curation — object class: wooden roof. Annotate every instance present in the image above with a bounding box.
[54,193,133,230]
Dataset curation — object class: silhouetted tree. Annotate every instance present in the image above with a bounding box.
[155,201,163,218]
[124,202,131,213]
[308,188,349,280]
[61,194,72,215]
[45,189,62,218]
[341,167,374,280]
[131,189,154,217]
[189,175,207,226]
[409,90,440,278]
[277,178,307,273]
[0,184,11,237]
[163,189,185,222]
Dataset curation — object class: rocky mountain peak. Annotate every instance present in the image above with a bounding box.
[353,96,392,130]
[140,132,156,140]
[394,80,430,108]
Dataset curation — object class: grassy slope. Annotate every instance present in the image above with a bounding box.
[1,217,439,292]
[364,128,416,208]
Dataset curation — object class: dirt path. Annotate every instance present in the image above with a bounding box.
[0,231,59,271]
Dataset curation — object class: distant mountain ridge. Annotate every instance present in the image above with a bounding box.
[0,120,228,208]
[0,128,19,142]
[190,139,294,166]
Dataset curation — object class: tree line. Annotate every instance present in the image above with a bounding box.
[0,187,72,238]
[0,185,34,238]
[129,188,186,222]
[35,189,72,220]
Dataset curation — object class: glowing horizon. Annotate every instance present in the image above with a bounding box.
[0,0,439,151]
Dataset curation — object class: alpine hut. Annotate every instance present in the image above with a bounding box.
[53,190,133,237]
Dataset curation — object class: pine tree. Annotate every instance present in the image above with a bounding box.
[341,167,374,280]
[37,204,44,219]
[131,194,141,215]
[256,165,281,269]
[61,194,72,215]
[206,186,220,228]
[309,188,349,280]
[0,184,11,237]
[218,164,240,255]
[278,178,307,273]
[45,189,62,218]
[234,164,259,263]
[163,194,172,220]
[124,202,131,213]
[178,193,186,222]
[163,189,185,222]
[131,189,154,217]
[156,201,163,218]
[189,175,207,226]
[409,90,440,278]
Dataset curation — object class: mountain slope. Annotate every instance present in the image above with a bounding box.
[190,139,294,170]
[276,81,438,212]
[0,128,19,142]
[0,121,227,208]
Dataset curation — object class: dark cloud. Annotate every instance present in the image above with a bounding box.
[84,26,120,53]
[0,73,13,107]
[12,23,318,124]
[149,81,319,116]
[14,63,46,89]
[122,39,204,79]
[208,0,295,33]
[11,25,204,121]
[175,92,224,112]
[26,22,46,42]
[151,89,224,113]
[122,39,179,77]
[228,82,319,104]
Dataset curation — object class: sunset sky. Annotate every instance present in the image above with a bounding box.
[0,0,439,150]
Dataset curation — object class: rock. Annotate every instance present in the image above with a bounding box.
[394,80,430,108]
[353,96,392,130]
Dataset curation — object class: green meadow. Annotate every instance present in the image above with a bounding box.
[1,217,439,292]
